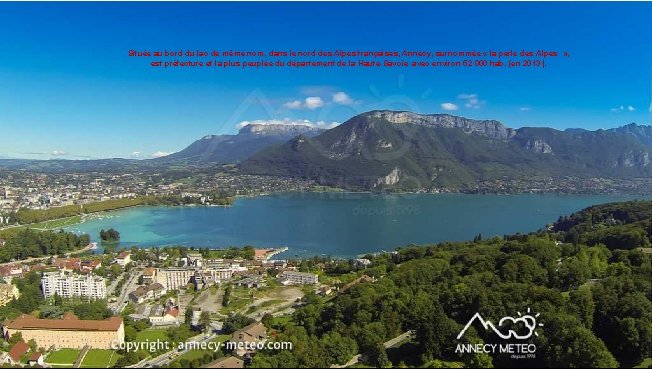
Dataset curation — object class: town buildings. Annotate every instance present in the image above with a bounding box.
[41,271,107,299]
[148,305,180,326]
[0,283,20,306]
[158,266,235,290]
[279,271,318,285]
[128,283,167,304]
[229,322,267,357]
[141,267,157,284]
[2,313,125,350]
[115,251,131,267]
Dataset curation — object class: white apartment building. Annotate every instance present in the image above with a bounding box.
[115,251,131,267]
[159,268,196,290]
[159,267,235,290]
[41,271,107,299]
[280,271,319,285]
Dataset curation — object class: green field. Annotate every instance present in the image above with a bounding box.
[135,328,168,342]
[45,349,81,366]
[80,349,121,368]
[30,215,83,230]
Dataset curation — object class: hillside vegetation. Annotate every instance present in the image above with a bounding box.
[252,201,651,368]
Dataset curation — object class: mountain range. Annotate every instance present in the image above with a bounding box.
[238,111,652,190]
[1,111,651,192]
[153,123,325,164]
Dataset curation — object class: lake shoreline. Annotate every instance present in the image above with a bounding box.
[61,193,652,258]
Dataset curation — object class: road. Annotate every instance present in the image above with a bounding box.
[330,331,414,368]
[133,332,217,368]
[109,270,139,313]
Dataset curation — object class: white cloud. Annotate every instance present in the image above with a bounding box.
[236,118,339,130]
[332,92,355,105]
[282,96,326,110]
[519,107,531,112]
[441,102,459,111]
[610,105,636,112]
[152,151,171,158]
[51,150,68,157]
[283,100,302,109]
[130,151,143,159]
[304,96,324,110]
[458,93,483,109]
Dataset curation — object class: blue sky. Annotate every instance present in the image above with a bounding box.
[0,2,650,160]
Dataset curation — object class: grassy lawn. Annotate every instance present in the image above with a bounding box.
[272,315,293,326]
[80,349,121,368]
[220,286,255,314]
[31,215,83,230]
[45,349,81,366]
[135,328,168,342]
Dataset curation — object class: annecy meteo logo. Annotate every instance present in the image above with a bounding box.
[455,308,543,359]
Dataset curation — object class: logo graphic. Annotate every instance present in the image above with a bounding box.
[457,308,544,340]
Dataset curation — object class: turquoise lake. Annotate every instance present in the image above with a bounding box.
[65,192,650,258]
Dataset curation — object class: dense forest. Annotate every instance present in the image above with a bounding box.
[252,201,651,368]
[0,228,90,262]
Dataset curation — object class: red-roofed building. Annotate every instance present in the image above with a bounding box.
[52,257,81,271]
[254,249,271,261]
[28,352,43,366]
[115,251,131,267]
[3,314,124,349]
[8,340,30,364]
[0,264,26,279]
[80,259,102,273]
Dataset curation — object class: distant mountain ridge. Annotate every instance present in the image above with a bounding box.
[153,123,325,164]
[1,113,650,187]
[608,123,652,147]
[239,110,652,190]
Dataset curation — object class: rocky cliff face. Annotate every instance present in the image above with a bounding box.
[239,124,324,136]
[366,110,517,139]
[525,139,553,154]
[615,151,650,168]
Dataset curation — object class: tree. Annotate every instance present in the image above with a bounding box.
[8,332,22,345]
[199,311,212,332]
[366,344,390,368]
[261,313,274,328]
[569,286,595,328]
[27,338,37,352]
[222,314,255,334]
[73,300,112,320]
[411,292,460,362]
[536,315,618,368]
[321,331,358,365]
[555,257,591,290]
[99,228,120,242]
[124,326,138,342]
[39,305,64,319]
[499,254,548,285]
